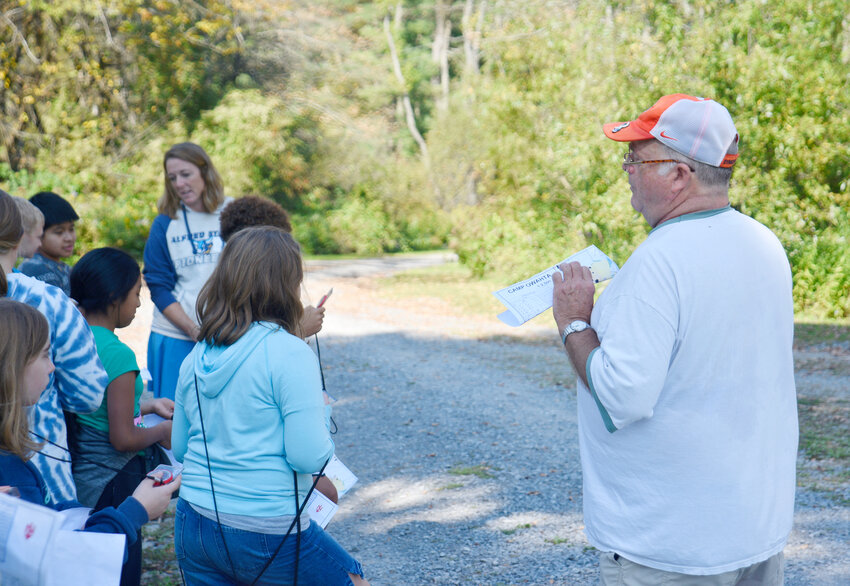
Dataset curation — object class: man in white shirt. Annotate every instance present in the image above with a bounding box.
[553,94,797,585]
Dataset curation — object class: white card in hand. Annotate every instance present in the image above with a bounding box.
[305,491,338,529]
[324,455,358,497]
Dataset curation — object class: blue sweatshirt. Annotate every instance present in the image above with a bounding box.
[172,322,334,517]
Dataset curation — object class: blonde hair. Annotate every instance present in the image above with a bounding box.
[0,299,49,459]
[12,196,44,232]
[0,190,24,296]
[157,142,226,218]
[197,227,304,346]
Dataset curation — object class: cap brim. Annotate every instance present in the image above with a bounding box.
[602,121,654,142]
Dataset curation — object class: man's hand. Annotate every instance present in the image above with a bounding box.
[300,305,326,338]
[552,261,600,388]
[552,261,596,332]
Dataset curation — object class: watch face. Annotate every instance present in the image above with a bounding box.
[562,320,590,344]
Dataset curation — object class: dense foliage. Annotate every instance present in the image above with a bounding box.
[1,1,847,317]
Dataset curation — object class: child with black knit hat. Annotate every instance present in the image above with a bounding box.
[18,191,79,296]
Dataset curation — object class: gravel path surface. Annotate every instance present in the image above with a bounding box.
[126,255,849,585]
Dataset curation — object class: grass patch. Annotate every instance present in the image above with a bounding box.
[501,523,534,535]
[438,482,464,490]
[798,396,850,461]
[545,537,569,545]
[141,503,180,585]
[449,463,499,479]
[794,320,850,348]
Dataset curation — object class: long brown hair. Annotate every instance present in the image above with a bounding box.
[197,227,304,346]
[157,142,226,218]
[0,190,24,296]
[0,299,49,459]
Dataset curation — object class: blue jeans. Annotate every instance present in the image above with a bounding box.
[175,499,363,586]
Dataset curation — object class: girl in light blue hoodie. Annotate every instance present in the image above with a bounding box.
[172,226,369,586]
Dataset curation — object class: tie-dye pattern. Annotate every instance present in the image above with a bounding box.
[6,273,108,502]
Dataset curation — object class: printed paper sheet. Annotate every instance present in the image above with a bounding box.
[493,245,619,327]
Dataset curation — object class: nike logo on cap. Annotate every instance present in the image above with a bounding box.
[659,130,677,140]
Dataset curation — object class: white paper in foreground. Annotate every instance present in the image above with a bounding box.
[46,531,125,586]
[493,245,619,327]
[0,492,125,586]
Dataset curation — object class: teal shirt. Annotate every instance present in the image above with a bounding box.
[76,326,142,433]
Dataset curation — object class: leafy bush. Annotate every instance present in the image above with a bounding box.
[445,0,850,317]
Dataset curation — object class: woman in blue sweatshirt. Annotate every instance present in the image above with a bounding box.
[172,227,369,585]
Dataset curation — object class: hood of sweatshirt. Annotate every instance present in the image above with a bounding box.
[191,322,280,399]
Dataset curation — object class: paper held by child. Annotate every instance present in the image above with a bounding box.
[0,492,125,586]
[305,455,358,528]
[305,491,338,529]
[324,455,358,497]
[493,245,619,327]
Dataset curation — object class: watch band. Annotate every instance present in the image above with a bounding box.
[560,320,591,345]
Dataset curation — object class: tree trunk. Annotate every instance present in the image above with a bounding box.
[384,14,429,165]
[433,1,450,112]
[462,0,485,76]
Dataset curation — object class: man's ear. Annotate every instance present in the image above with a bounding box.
[669,162,693,198]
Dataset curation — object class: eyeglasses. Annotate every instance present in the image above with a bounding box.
[622,151,693,172]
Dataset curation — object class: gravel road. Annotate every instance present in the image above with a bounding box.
[126,254,849,585]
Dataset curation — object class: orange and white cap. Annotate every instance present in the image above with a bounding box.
[603,94,739,168]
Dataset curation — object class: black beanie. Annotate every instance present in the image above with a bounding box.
[29,191,79,228]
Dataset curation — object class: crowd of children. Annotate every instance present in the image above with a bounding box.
[0,153,366,585]
[0,191,180,585]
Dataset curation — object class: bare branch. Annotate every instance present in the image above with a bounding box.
[96,1,114,45]
[1,9,40,64]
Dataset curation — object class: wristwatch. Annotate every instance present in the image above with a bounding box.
[560,320,591,345]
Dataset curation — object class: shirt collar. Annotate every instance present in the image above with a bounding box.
[650,205,732,234]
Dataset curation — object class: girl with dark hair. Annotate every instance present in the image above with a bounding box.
[143,142,232,401]
[70,248,174,586]
[172,227,369,586]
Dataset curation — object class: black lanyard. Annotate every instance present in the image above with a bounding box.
[181,204,199,255]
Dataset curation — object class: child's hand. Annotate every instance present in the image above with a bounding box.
[152,398,174,419]
[300,305,326,338]
[132,476,181,521]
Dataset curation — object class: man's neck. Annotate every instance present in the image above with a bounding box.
[652,188,730,228]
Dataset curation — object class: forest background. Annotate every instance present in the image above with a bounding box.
[1,0,848,319]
